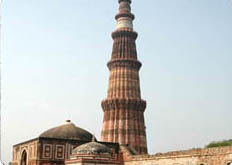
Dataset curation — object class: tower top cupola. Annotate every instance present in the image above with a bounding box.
[115,0,134,30]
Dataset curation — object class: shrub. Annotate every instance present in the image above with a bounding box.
[205,139,232,148]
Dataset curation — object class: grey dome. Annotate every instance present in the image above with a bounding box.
[72,142,112,155]
[39,120,92,141]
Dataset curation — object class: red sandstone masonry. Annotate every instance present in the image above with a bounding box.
[101,0,148,154]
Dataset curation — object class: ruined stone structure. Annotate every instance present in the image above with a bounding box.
[101,0,147,155]
[123,146,232,165]
[11,0,232,165]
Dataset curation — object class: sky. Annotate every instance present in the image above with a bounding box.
[1,0,232,163]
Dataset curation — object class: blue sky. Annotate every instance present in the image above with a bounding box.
[1,0,232,163]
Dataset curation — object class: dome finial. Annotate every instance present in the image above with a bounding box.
[92,135,96,142]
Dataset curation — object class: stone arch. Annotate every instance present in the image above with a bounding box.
[198,163,206,165]
[20,150,27,165]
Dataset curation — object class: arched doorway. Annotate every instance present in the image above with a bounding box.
[21,150,27,165]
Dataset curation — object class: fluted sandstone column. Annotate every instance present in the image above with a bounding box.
[101,0,148,154]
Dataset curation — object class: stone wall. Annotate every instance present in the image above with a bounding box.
[124,146,232,165]
[12,138,39,165]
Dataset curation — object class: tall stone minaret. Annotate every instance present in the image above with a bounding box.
[101,0,148,154]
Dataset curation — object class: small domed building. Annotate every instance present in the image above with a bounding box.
[66,140,121,165]
[11,120,119,165]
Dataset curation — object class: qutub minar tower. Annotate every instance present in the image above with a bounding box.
[101,0,148,154]
[11,1,232,165]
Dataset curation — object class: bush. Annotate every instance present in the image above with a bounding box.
[205,139,232,148]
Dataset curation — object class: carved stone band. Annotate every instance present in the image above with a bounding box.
[107,59,142,70]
